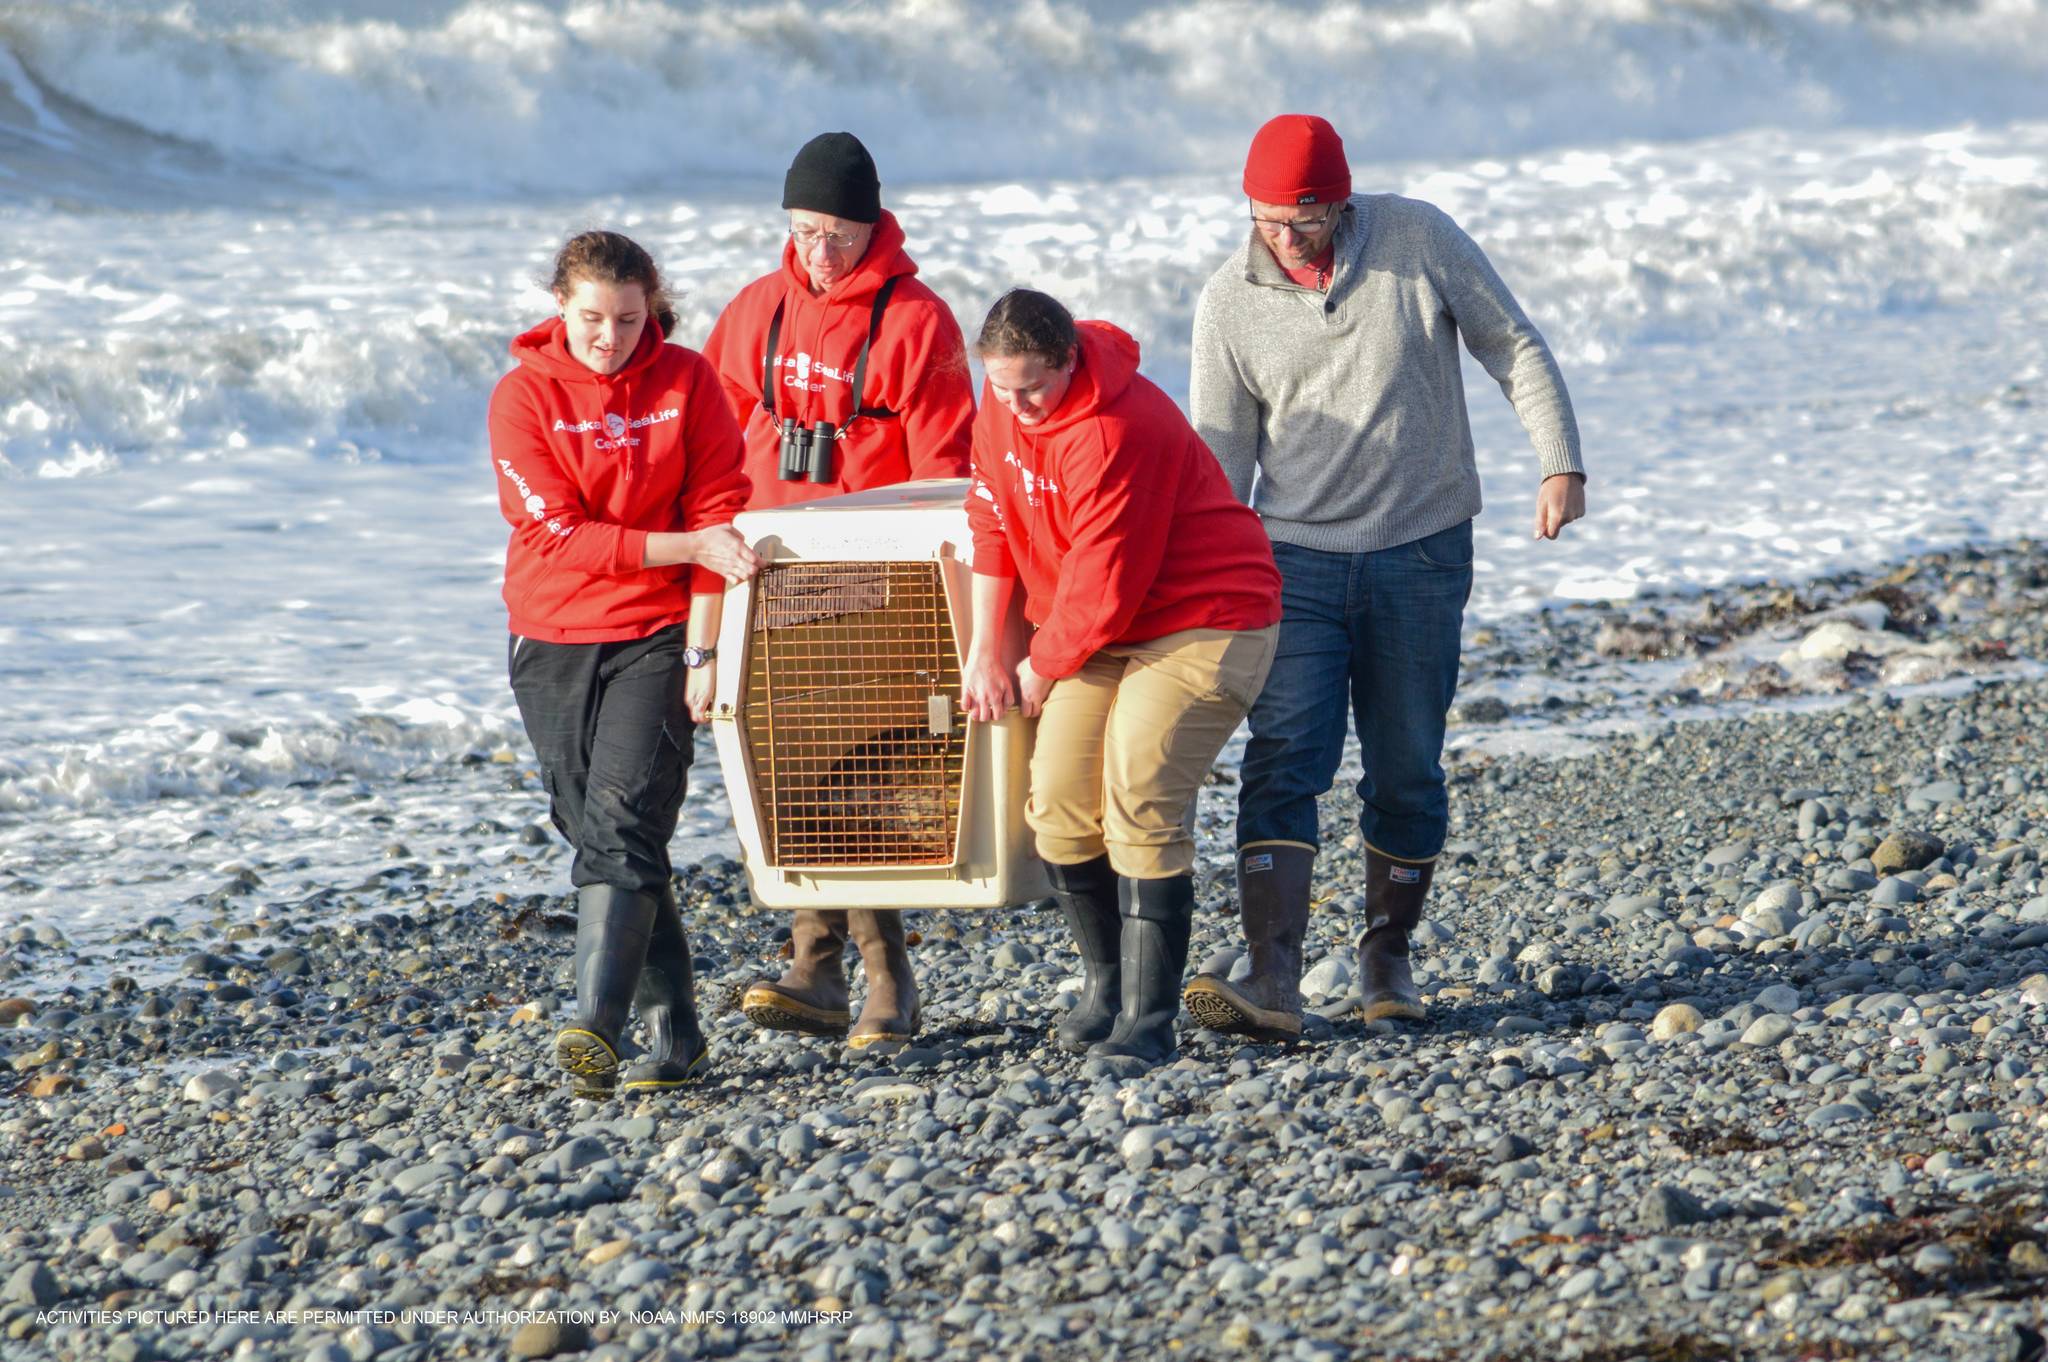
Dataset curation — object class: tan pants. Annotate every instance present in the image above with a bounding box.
[1029,626,1279,880]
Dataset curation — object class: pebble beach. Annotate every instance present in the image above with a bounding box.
[6,544,2048,1362]
[9,5,2048,1358]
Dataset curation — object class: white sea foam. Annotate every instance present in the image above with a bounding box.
[3,0,2047,197]
[4,119,2047,833]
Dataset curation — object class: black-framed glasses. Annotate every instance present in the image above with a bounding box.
[1249,209,1336,237]
[790,225,864,251]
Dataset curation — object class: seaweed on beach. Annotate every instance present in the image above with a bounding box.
[1666,1123,1777,1157]
[479,1268,569,1297]
[497,904,575,940]
[1417,1159,1485,1190]
[1491,1330,1739,1362]
[1758,1190,2048,1301]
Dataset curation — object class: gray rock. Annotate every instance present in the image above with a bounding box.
[1755,984,1802,1015]
[1641,1184,1718,1231]
[776,1124,819,1160]
[1740,1015,1796,1047]
[1749,882,1804,916]
[5,1261,58,1308]
[509,1320,592,1358]
[992,941,1039,968]
[183,1070,240,1104]
[392,1162,458,1195]
[1300,957,1352,999]
[544,1136,611,1177]
[1121,1126,1170,1162]
[1744,904,1804,937]
[1904,784,1964,812]
[1703,841,1754,869]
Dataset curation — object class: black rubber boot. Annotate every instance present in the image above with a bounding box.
[1356,849,1435,1023]
[1046,855,1123,1054]
[1087,873,1194,1071]
[622,886,708,1092]
[555,885,657,1097]
[1183,843,1313,1041]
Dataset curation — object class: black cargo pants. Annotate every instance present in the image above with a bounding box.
[508,624,695,894]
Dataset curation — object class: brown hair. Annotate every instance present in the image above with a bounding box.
[548,230,676,337]
[975,288,1076,370]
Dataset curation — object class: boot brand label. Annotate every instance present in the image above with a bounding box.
[1389,865,1422,883]
[1244,853,1274,874]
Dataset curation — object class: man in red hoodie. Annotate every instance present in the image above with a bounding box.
[703,132,976,1048]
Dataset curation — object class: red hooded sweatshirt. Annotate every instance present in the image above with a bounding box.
[701,210,974,509]
[967,321,1282,679]
[489,317,748,644]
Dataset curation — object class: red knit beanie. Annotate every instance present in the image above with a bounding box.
[1242,114,1351,206]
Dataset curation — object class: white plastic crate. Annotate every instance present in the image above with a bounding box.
[710,478,1048,910]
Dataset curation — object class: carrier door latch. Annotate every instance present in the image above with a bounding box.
[927,693,955,737]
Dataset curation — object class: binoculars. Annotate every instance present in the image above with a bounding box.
[777,418,838,484]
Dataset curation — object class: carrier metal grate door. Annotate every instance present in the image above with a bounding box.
[742,560,966,867]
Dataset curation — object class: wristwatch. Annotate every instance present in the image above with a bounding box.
[682,645,717,669]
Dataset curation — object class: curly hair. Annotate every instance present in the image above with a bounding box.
[547,230,676,337]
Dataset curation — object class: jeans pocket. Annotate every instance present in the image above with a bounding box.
[1413,519,1475,570]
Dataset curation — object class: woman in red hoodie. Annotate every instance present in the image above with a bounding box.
[490,230,758,1097]
[960,289,1282,1071]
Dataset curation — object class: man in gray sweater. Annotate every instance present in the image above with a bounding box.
[1182,114,1587,1039]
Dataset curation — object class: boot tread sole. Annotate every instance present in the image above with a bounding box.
[1183,976,1304,1041]
[845,1027,917,1050]
[741,986,851,1035]
[1357,996,1427,1023]
[621,1046,710,1091]
[555,1028,620,1093]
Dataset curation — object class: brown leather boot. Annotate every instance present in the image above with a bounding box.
[846,909,920,1049]
[1356,848,1435,1023]
[1183,843,1312,1041]
[741,910,851,1035]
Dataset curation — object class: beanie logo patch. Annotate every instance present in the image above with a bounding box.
[1297,193,1319,205]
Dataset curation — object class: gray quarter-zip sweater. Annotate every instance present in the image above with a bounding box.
[1189,193,1583,553]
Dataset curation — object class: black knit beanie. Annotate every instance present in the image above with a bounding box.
[781,132,881,224]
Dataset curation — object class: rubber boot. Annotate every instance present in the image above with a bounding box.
[742,910,852,1035]
[1356,848,1434,1023]
[621,885,708,1092]
[555,884,657,1097]
[1183,843,1312,1041]
[1087,873,1194,1071]
[1046,855,1123,1053]
[846,910,919,1049]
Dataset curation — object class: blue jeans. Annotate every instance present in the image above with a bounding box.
[1238,522,1473,862]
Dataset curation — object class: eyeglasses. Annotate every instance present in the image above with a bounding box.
[790,225,865,252]
[1249,210,1337,237]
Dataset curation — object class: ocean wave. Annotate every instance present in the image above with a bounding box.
[0,702,520,814]
[3,0,2047,199]
[5,117,2044,477]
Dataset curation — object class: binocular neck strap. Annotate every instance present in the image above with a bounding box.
[759,275,902,424]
